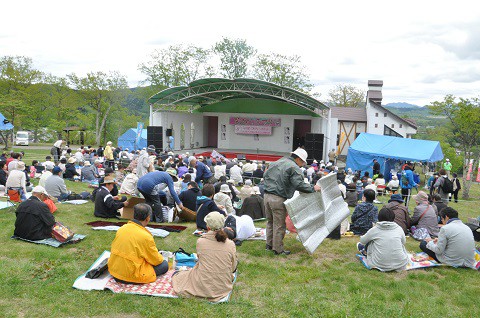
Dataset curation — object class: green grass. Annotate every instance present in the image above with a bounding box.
[1,148,479,317]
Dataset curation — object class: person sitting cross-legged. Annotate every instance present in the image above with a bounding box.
[357,206,409,271]
[94,177,128,218]
[172,212,237,302]
[350,189,378,235]
[419,207,476,268]
[45,166,70,201]
[108,203,168,283]
[14,186,55,240]
[196,184,226,230]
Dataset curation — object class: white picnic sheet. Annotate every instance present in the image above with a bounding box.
[63,200,89,205]
[91,226,170,238]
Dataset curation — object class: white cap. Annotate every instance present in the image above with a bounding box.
[291,148,308,163]
[446,158,450,161]
[252,186,261,194]
[32,186,48,196]
[188,156,196,162]
[45,163,55,170]
[245,179,252,185]
[220,184,231,193]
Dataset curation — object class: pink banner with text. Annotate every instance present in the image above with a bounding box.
[229,117,281,127]
[234,125,272,135]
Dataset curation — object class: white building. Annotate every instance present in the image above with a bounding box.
[332,80,417,156]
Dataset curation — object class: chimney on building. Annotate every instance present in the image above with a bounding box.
[367,80,383,104]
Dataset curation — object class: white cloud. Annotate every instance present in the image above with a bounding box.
[1,0,479,105]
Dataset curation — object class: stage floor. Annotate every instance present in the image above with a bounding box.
[176,148,289,162]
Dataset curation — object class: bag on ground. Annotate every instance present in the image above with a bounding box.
[51,222,74,242]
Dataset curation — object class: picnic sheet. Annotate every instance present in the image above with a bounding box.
[193,228,267,241]
[91,225,170,238]
[284,173,350,254]
[73,251,235,303]
[62,200,89,205]
[357,249,480,271]
[11,234,86,248]
[86,221,187,232]
[0,201,15,209]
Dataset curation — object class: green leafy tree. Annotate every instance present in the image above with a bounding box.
[252,53,313,93]
[327,84,365,108]
[429,95,480,199]
[138,44,213,87]
[213,37,256,78]
[68,71,128,146]
[0,56,43,148]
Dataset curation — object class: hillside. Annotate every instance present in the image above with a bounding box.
[384,104,448,136]
[384,102,422,108]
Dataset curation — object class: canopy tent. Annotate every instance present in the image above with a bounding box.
[346,133,444,178]
[0,112,14,131]
[117,128,147,151]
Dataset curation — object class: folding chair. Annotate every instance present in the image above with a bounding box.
[7,189,22,207]
[376,185,387,196]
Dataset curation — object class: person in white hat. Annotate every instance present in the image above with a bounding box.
[214,184,235,215]
[239,186,265,220]
[263,148,321,255]
[13,185,55,240]
[64,157,80,180]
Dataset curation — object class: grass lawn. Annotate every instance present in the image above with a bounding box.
[1,148,479,317]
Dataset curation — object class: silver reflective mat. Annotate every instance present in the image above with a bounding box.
[284,173,350,254]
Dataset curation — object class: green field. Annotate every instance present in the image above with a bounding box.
[1,148,479,317]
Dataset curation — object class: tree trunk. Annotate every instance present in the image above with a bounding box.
[461,157,474,199]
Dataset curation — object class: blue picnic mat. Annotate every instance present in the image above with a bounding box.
[11,234,86,247]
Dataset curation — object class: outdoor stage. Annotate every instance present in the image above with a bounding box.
[183,148,288,162]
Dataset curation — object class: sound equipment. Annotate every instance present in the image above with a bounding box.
[166,129,173,137]
[147,126,163,151]
[305,133,324,164]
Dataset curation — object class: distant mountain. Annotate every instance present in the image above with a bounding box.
[385,102,422,108]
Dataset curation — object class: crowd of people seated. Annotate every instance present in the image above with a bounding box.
[4,143,477,298]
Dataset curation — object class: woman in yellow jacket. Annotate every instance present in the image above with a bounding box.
[108,203,168,283]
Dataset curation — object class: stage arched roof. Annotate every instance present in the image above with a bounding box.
[148,78,329,117]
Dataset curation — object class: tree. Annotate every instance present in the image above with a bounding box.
[138,44,213,87]
[0,56,42,147]
[213,37,256,78]
[429,95,480,199]
[252,53,313,93]
[68,71,128,145]
[327,84,365,108]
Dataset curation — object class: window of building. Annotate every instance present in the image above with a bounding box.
[336,134,340,146]
[384,113,387,117]
[400,124,403,128]
[374,124,378,128]
[384,125,402,137]
[375,113,378,117]
[391,124,394,128]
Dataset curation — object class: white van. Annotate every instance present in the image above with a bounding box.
[15,131,29,146]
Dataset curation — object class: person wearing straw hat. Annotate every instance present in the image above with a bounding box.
[263,148,321,255]
[137,170,184,222]
[172,212,237,302]
[64,157,80,180]
[94,176,128,218]
[14,186,55,240]
[239,186,265,220]
[6,161,28,201]
[214,184,235,215]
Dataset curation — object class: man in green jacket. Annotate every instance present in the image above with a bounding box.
[263,148,320,255]
[443,159,452,178]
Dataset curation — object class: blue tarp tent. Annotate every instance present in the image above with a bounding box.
[0,112,14,131]
[117,128,147,151]
[346,133,444,178]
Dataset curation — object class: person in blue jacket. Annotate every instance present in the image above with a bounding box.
[137,171,184,222]
[196,184,226,230]
[400,163,417,207]
[189,156,216,186]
